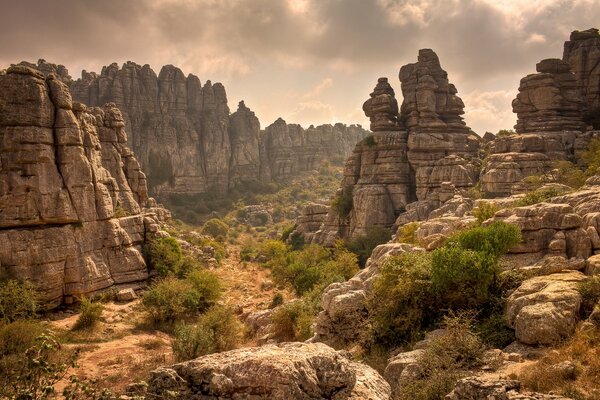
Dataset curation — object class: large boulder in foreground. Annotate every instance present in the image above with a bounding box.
[506,271,586,345]
[148,342,391,399]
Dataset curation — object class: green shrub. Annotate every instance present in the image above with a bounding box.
[0,279,39,323]
[549,160,587,189]
[258,239,290,262]
[475,312,515,348]
[142,275,221,325]
[394,314,485,400]
[144,237,182,276]
[185,269,223,310]
[451,221,522,258]
[397,222,420,245]
[240,241,258,261]
[171,306,242,361]
[472,202,500,225]
[345,226,392,267]
[497,129,515,137]
[514,186,568,207]
[367,252,434,347]
[72,297,103,331]
[201,218,229,238]
[280,224,295,242]
[578,276,600,318]
[271,301,314,341]
[269,293,284,309]
[0,320,46,359]
[331,187,353,218]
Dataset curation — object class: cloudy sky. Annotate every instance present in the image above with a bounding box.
[1,0,599,134]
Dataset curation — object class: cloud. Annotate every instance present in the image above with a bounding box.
[0,0,598,134]
[301,78,334,100]
[462,89,517,135]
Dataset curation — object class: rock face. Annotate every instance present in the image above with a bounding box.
[67,61,369,198]
[481,29,600,197]
[513,58,585,133]
[506,271,585,345]
[0,65,163,307]
[148,342,391,400]
[445,377,572,400]
[563,28,600,114]
[261,118,368,182]
[309,49,479,244]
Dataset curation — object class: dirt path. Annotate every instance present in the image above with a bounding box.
[214,240,292,316]
[48,236,289,393]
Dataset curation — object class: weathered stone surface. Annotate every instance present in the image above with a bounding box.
[513,58,585,133]
[383,349,424,393]
[445,377,572,400]
[506,271,586,345]
[291,203,330,243]
[362,77,402,132]
[0,66,164,307]
[147,342,391,399]
[563,28,600,114]
[67,61,369,198]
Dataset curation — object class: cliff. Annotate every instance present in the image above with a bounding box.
[0,65,165,307]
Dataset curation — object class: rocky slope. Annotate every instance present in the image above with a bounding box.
[0,65,165,307]
[63,61,369,198]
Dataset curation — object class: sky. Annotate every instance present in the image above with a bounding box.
[1,0,599,135]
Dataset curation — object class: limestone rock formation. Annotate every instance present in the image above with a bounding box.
[261,118,368,182]
[148,342,391,399]
[65,61,369,200]
[563,28,600,114]
[308,50,479,245]
[481,29,600,197]
[506,271,586,345]
[228,100,261,186]
[513,58,585,133]
[0,65,163,307]
[446,377,572,399]
[290,203,330,243]
[362,77,402,131]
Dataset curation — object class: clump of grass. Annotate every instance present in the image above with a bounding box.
[72,297,103,331]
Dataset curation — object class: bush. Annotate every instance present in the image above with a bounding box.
[367,252,435,347]
[72,297,103,331]
[269,292,284,309]
[142,275,221,325]
[258,239,289,262]
[450,221,522,258]
[578,276,600,318]
[396,314,485,400]
[144,237,182,277]
[171,306,242,361]
[331,187,353,218]
[345,226,392,267]
[0,279,39,323]
[185,269,223,310]
[201,218,229,238]
[397,222,420,245]
[514,186,567,207]
[271,301,314,341]
[549,160,587,189]
[472,202,500,225]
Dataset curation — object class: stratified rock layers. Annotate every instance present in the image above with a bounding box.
[69,61,369,197]
[0,65,161,307]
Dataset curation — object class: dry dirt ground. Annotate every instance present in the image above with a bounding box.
[48,240,290,393]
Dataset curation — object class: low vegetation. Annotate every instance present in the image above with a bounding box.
[71,297,103,331]
[0,279,39,323]
[345,226,392,266]
[396,222,420,245]
[331,187,353,219]
[367,221,521,349]
[171,305,242,361]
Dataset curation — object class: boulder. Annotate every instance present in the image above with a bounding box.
[445,377,572,399]
[506,271,586,345]
[147,342,391,399]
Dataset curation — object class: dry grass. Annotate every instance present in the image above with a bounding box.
[519,327,600,399]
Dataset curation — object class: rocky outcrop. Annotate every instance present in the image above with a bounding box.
[308,49,480,244]
[481,29,600,197]
[66,61,369,199]
[513,58,586,134]
[148,342,391,399]
[291,203,330,244]
[400,49,479,202]
[563,28,600,115]
[261,118,368,181]
[445,377,572,400]
[0,65,163,307]
[506,271,586,345]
